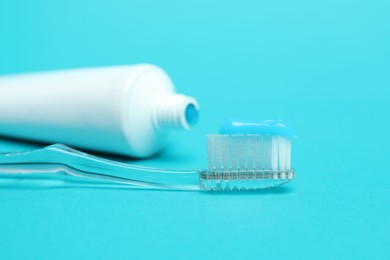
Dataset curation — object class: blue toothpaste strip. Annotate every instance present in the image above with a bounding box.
[219,118,295,138]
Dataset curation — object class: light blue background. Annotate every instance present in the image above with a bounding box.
[1,0,389,259]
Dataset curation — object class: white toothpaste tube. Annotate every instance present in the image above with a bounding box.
[0,64,199,158]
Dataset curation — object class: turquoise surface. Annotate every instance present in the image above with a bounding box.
[1,0,389,259]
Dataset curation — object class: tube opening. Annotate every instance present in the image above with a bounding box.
[185,103,199,127]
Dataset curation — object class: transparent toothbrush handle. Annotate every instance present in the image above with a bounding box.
[0,144,201,191]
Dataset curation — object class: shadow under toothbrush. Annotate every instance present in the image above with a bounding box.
[199,185,294,196]
[0,176,294,195]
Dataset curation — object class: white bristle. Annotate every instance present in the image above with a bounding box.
[206,134,293,187]
[272,137,279,180]
[286,139,291,170]
[238,135,247,172]
[278,137,287,180]
[207,135,215,172]
[221,135,230,181]
[214,136,223,172]
[230,136,240,180]
[221,135,230,171]
[230,136,240,170]
[271,136,278,170]
[246,135,257,179]
[254,135,263,178]
[278,137,286,171]
[263,136,272,173]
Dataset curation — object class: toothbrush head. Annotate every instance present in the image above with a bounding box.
[200,119,295,191]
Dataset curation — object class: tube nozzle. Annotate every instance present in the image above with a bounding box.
[154,94,199,130]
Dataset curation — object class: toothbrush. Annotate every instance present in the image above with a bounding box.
[0,119,295,191]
